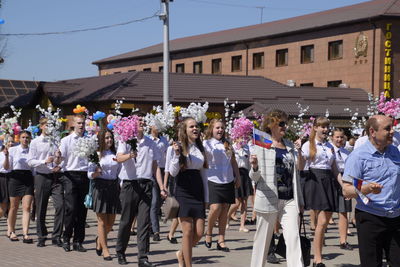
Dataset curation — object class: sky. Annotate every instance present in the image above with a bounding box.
[0,0,369,81]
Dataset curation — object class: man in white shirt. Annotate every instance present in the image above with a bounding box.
[59,114,89,252]
[115,113,166,267]
[28,117,64,248]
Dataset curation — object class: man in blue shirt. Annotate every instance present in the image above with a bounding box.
[343,115,400,267]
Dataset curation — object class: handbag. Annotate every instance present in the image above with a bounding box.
[274,214,311,266]
[162,196,179,223]
[84,179,94,209]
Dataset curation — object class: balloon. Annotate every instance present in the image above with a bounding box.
[107,114,114,123]
[107,123,114,130]
[0,19,4,25]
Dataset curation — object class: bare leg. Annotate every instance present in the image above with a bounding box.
[168,218,179,239]
[239,198,248,231]
[227,198,240,228]
[8,196,22,237]
[217,204,229,246]
[310,209,317,230]
[206,204,222,243]
[21,195,33,237]
[192,218,205,246]
[0,202,7,218]
[180,217,194,267]
[313,211,332,264]
[130,216,136,232]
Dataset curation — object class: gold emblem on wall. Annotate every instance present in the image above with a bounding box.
[354,32,368,58]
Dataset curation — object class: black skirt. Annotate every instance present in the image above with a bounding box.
[336,173,352,213]
[304,168,338,212]
[235,168,253,198]
[92,178,121,214]
[8,170,34,197]
[208,180,235,204]
[175,169,205,219]
[0,173,9,203]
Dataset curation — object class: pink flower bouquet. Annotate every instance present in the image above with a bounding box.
[230,117,254,148]
[113,115,140,151]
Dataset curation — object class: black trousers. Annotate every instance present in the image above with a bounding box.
[116,179,153,261]
[34,172,64,240]
[61,171,89,243]
[356,209,400,267]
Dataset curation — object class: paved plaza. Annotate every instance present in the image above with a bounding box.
[0,203,374,267]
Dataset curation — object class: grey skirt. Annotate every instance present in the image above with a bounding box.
[92,178,121,214]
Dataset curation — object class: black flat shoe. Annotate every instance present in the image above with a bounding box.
[52,238,63,247]
[204,234,212,249]
[217,242,230,252]
[37,239,46,247]
[95,237,102,256]
[103,256,112,261]
[167,235,178,244]
[23,236,33,244]
[340,242,353,250]
[313,262,326,267]
[63,241,71,252]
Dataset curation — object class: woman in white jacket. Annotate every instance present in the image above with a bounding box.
[249,110,304,267]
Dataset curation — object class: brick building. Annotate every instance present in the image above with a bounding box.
[93,0,400,98]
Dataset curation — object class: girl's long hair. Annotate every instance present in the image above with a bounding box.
[309,117,330,161]
[177,117,208,170]
[98,129,116,156]
[204,118,232,155]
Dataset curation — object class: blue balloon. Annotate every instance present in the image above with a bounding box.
[0,19,4,25]
[93,111,106,121]
[107,123,114,130]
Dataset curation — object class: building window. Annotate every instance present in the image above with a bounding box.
[327,80,342,87]
[231,55,242,72]
[328,40,343,60]
[176,64,185,73]
[128,69,136,72]
[276,49,288,67]
[143,68,151,72]
[159,66,163,72]
[301,45,314,64]
[193,61,202,74]
[253,52,264,69]
[212,58,222,74]
[300,83,314,87]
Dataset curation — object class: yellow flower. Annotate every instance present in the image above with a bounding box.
[58,118,68,123]
[204,122,209,127]
[174,106,181,113]
[253,120,260,128]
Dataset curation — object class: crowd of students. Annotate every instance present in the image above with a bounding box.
[0,108,399,267]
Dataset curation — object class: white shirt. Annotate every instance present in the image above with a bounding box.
[0,150,11,173]
[117,141,137,180]
[169,143,209,202]
[344,141,354,152]
[27,135,58,174]
[88,150,120,180]
[135,136,161,180]
[301,140,335,170]
[9,144,31,171]
[59,132,88,172]
[203,138,234,184]
[164,145,174,173]
[234,144,250,170]
[332,144,350,173]
[149,135,169,169]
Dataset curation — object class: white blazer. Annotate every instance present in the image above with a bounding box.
[249,138,304,214]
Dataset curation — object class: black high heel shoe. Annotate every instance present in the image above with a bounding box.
[95,236,102,256]
[204,234,212,249]
[217,242,230,252]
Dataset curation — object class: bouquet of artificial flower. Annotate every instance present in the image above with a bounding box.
[230,117,254,148]
[145,103,177,141]
[73,135,99,165]
[113,115,140,151]
[288,102,310,138]
[0,105,22,137]
[36,105,63,148]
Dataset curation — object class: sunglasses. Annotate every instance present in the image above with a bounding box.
[278,121,287,127]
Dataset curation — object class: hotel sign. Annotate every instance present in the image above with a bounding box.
[384,23,393,98]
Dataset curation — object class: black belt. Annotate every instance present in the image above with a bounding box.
[123,178,152,183]
[65,171,87,175]
[0,172,8,178]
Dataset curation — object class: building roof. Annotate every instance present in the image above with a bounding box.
[39,71,369,117]
[93,0,400,65]
[0,79,40,108]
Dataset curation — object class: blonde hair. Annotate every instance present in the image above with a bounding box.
[261,110,288,134]
[204,118,232,154]
[309,117,330,161]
